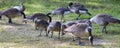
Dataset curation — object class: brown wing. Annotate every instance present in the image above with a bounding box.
[97,14,120,23]
[64,23,87,33]
[2,8,19,15]
[70,2,86,10]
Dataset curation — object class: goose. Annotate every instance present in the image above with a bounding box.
[47,21,61,38]
[47,7,70,23]
[68,2,91,20]
[0,8,25,23]
[90,13,120,33]
[63,23,93,45]
[34,18,49,36]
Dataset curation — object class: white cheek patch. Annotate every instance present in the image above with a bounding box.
[90,18,94,22]
[79,10,87,14]
[64,11,70,14]
[13,6,22,11]
[89,36,91,40]
[85,26,91,33]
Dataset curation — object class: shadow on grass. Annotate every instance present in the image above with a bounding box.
[0,22,28,26]
[107,31,120,35]
[47,35,104,46]
[91,44,104,48]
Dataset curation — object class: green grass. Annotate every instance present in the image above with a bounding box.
[0,0,120,48]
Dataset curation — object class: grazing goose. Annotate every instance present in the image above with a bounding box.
[47,7,70,23]
[34,18,49,36]
[90,14,120,33]
[63,23,93,45]
[68,2,91,20]
[0,8,25,23]
[47,21,67,39]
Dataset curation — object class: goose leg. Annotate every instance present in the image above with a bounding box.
[47,30,50,36]
[78,37,84,46]
[102,26,105,33]
[61,27,65,36]
[58,30,60,39]
[78,37,81,45]
[45,28,48,36]
[38,29,42,37]
[104,26,107,34]
[51,31,53,38]
[76,14,81,20]
[35,25,38,30]
[102,26,107,33]
[77,37,85,46]
[61,14,64,23]
[72,37,75,41]
[60,14,64,37]
[8,18,12,23]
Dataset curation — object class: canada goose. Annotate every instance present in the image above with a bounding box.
[68,2,91,20]
[47,21,67,39]
[23,13,52,23]
[61,19,91,36]
[63,23,93,45]
[90,14,120,33]
[47,7,70,23]
[0,8,25,23]
[34,18,49,36]
[47,21,66,39]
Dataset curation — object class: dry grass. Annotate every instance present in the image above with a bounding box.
[0,17,120,48]
[0,0,120,48]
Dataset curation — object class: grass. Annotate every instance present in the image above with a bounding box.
[0,0,120,48]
